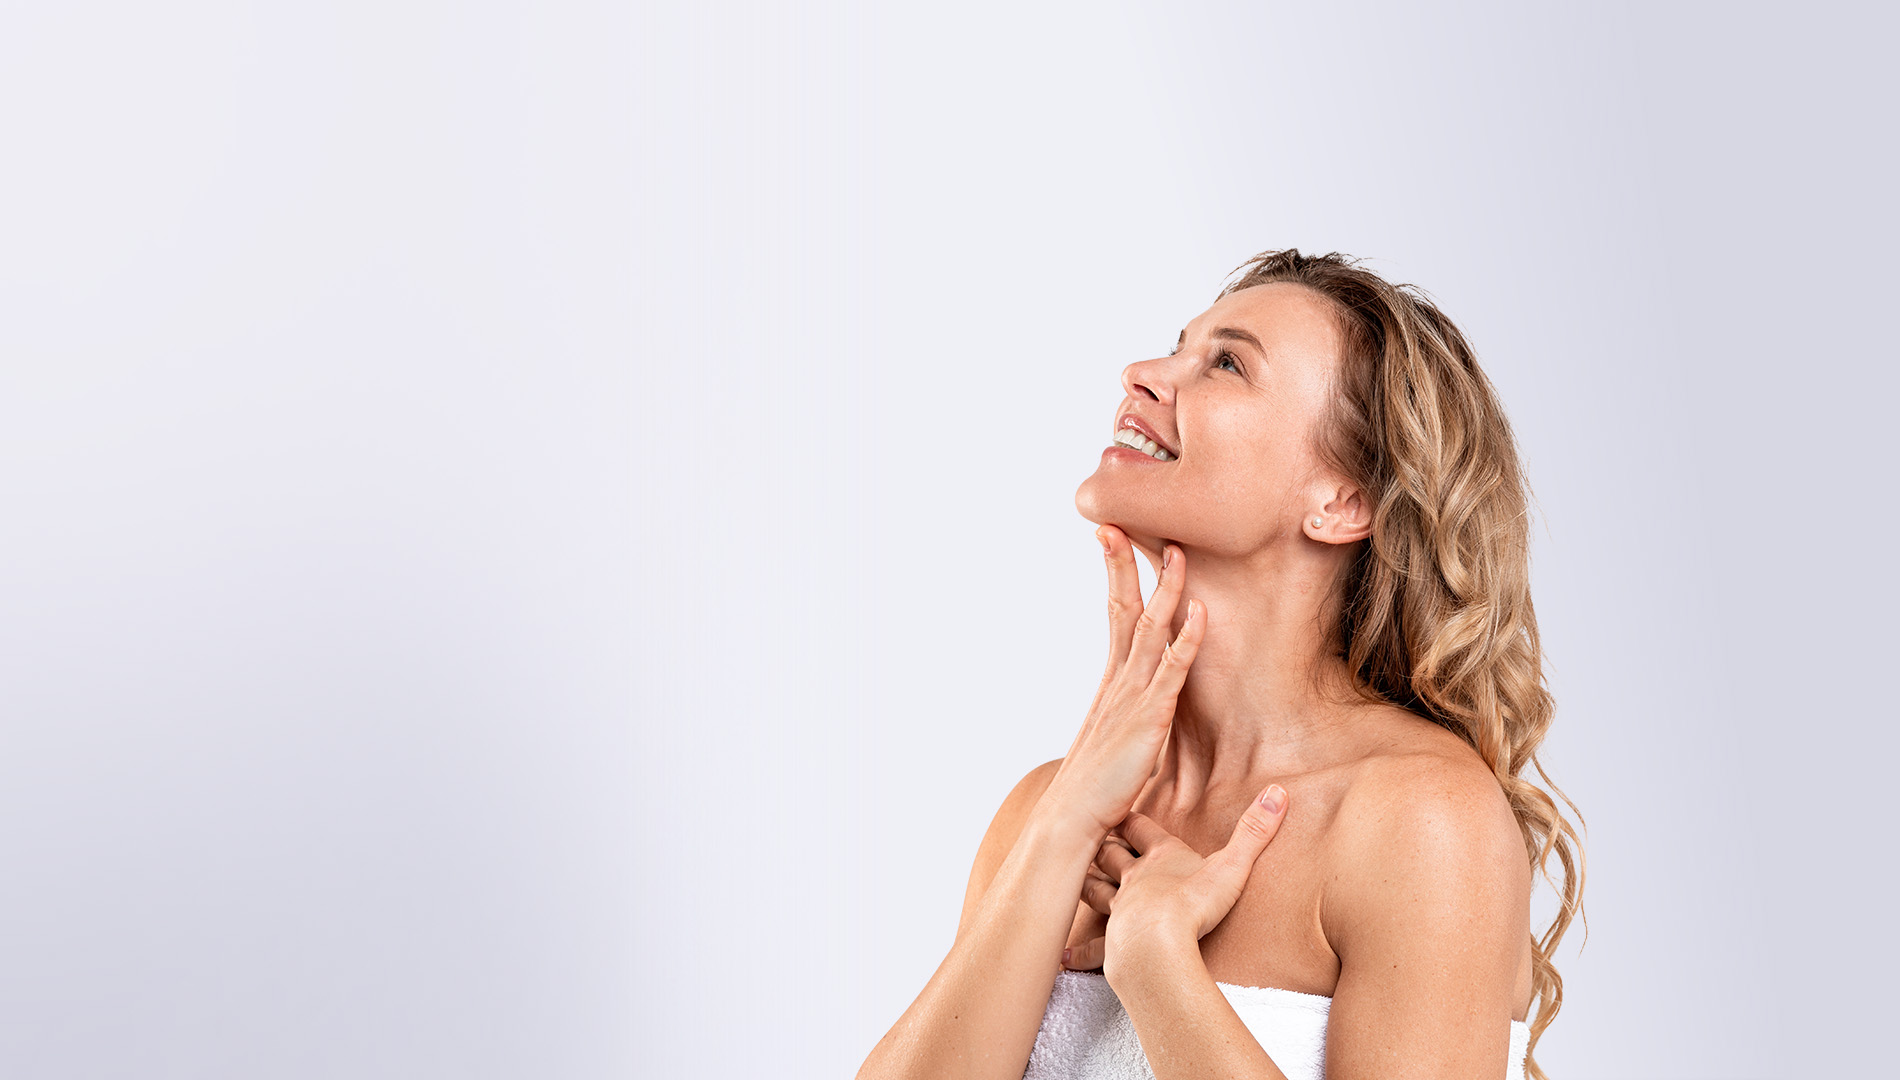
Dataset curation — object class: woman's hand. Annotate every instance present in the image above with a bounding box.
[1061,784,1289,979]
[1038,526,1205,838]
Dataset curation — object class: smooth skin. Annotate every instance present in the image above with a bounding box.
[858,283,1533,1080]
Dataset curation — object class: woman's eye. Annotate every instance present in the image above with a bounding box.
[1216,351,1241,374]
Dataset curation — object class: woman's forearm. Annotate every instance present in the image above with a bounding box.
[858,810,1103,1080]
[1111,937,1291,1080]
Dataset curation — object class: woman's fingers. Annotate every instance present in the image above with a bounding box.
[1080,874,1117,916]
[1096,527,1194,686]
[1145,596,1203,707]
[1097,526,1144,675]
[1094,836,1136,882]
[1207,784,1290,885]
[1050,528,1206,837]
[1062,936,1108,972]
[1126,543,1190,678]
[1116,811,1174,855]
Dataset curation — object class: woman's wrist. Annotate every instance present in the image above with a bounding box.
[1103,923,1202,997]
[1023,787,1111,852]
[959,798,1106,941]
[1014,804,1108,880]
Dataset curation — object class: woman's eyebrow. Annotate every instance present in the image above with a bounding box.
[1210,326,1265,352]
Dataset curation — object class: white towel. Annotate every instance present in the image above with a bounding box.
[1023,969,1530,1080]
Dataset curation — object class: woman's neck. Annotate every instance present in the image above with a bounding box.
[1145,541,1362,810]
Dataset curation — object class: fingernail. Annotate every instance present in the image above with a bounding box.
[1164,546,1175,569]
[1062,947,1072,965]
[1096,530,1110,554]
[1258,785,1285,813]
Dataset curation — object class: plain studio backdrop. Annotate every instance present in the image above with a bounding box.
[0,1,1893,1078]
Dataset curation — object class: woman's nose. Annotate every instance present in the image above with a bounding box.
[1122,355,1174,404]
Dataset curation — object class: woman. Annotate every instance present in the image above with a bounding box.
[857,250,1584,1080]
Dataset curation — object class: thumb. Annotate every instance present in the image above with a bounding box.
[1214,784,1288,877]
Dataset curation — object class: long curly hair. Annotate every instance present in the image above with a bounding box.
[1218,250,1585,1080]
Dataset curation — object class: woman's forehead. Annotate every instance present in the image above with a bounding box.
[1185,282,1344,364]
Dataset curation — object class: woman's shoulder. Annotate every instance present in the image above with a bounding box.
[1329,704,1517,829]
[1319,707,1529,937]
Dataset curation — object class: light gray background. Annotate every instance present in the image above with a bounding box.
[1,2,1892,1078]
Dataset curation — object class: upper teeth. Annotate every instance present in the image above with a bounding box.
[1114,427,1174,461]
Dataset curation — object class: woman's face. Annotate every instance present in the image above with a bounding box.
[1074,282,1352,559]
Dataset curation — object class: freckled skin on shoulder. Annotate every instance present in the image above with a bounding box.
[1321,721,1537,1054]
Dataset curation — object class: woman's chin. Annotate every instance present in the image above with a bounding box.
[1073,476,1111,523]
[1074,490,1160,548]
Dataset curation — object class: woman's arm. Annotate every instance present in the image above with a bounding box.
[856,760,1103,1080]
[1112,938,1292,1080]
[859,530,1209,1080]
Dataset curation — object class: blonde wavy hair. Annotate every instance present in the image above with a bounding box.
[1218,250,1585,1080]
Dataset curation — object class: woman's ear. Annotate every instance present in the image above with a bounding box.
[1307,485,1372,545]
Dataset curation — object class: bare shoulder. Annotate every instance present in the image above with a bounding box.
[1311,710,1538,1062]
[1322,711,1529,950]
[955,757,1064,941]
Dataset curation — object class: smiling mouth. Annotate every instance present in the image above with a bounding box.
[1110,428,1175,461]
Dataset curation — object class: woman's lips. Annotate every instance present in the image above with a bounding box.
[1102,445,1173,463]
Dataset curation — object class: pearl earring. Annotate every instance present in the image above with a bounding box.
[1312,517,1323,528]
